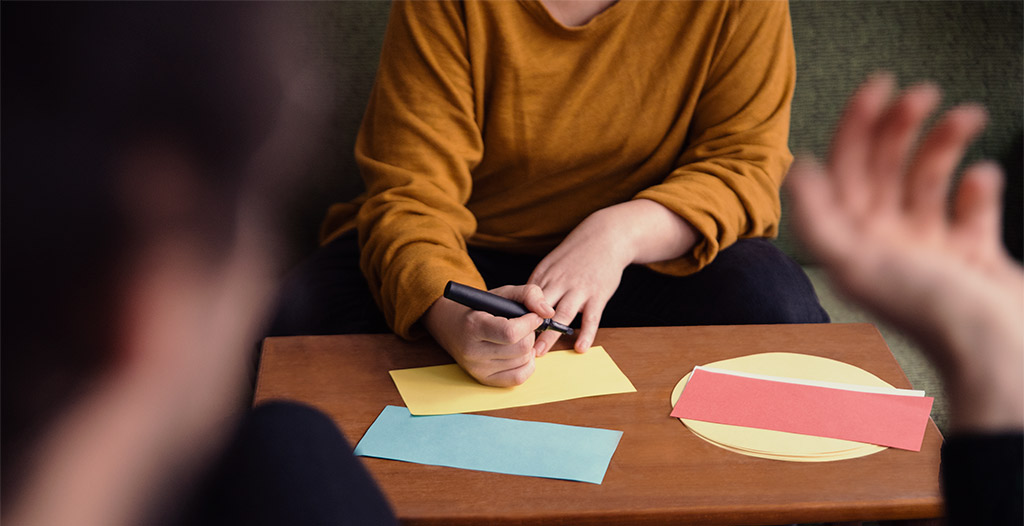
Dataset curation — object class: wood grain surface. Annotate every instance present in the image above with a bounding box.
[254,323,943,525]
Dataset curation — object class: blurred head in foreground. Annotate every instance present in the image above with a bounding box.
[2,3,319,524]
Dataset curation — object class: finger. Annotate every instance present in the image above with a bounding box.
[551,290,584,346]
[459,334,535,382]
[462,344,533,371]
[488,284,555,337]
[480,339,535,364]
[573,301,606,353]
[904,104,988,227]
[867,83,940,211]
[471,311,543,347]
[786,158,850,266]
[534,325,560,357]
[533,290,583,356]
[530,283,568,356]
[828,73,895,214]
[483,354,536,387]
[951,161,1005,259]
[518,283,556,318]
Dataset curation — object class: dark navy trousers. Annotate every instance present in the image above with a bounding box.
[180,401,397,526]
[266,231,829,338]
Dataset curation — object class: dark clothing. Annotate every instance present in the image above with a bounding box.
[941,432,1024,526]
[186,401,396,526]
[267,231,829,338]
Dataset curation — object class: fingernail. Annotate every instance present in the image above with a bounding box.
[972,160,1000,173]
[955,103,989,122]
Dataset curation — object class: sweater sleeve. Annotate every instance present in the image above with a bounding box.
[634,0,796,275]
[354,0,485,338]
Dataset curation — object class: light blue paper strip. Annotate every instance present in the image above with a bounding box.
[354,405,623,484]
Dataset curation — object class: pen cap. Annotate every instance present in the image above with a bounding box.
[443,281,530,319]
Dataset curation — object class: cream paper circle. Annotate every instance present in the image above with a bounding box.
[669,352,891,462]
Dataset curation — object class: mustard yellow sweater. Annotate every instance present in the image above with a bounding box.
[321,0,796,338]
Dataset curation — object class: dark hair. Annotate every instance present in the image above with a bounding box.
[1,1,284,494]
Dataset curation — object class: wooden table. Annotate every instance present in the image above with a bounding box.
[254,323,943,525]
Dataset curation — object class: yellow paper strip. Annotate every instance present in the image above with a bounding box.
[390,346,637,415]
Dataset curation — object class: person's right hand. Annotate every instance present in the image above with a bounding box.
[422,284,555,386]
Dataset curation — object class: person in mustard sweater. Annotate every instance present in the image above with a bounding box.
[271,0,828,385]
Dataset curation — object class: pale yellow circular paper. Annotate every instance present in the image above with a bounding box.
[669,352,891,462]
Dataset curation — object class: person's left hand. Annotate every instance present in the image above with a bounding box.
[528,207,632,355]
[529,199,699,355]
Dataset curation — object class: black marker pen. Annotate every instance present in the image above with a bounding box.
[443,281,574,336]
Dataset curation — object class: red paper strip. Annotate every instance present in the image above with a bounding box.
[670,368,933,451]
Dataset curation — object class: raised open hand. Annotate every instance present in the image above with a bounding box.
[787,74,1023,431]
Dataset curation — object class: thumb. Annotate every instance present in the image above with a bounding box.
[497,284,555,318]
